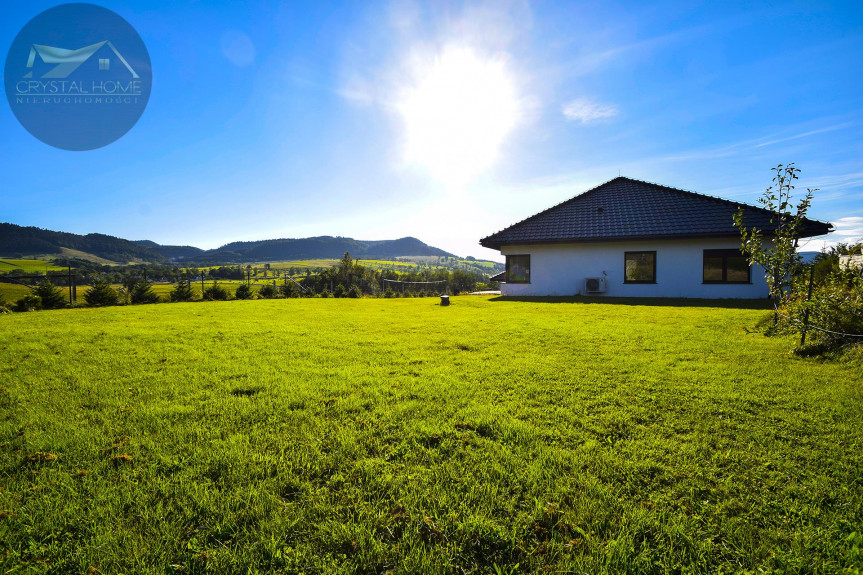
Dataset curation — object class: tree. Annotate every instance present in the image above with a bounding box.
[170,279,195,302]
[84,278,119,307]
[130,279,160,304]
[280,281,300,298]
[734,163,815,304]
[34,280,66,309]
[258,283,277,299]
[202,281,229,301]
[235,283,253,300]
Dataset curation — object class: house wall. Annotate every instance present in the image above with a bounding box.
[500,239,770,298]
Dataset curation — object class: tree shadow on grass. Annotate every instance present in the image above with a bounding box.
[487,295,773,310]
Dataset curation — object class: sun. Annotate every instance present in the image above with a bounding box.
[397,45,519,186]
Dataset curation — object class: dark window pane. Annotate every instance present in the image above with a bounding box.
[506,255,530,283]
[703,256,724,282]
[726,255,750,282]
[625,252,655,283]
[703,249,750,283]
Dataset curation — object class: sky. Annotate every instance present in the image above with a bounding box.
[2,0,862,261]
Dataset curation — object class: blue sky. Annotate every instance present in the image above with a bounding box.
[2,0,862,260]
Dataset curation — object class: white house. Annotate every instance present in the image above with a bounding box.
[480,177,832,299]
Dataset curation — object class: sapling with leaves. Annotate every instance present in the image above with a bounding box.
[734,163,815,310]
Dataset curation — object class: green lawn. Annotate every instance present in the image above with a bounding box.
[0,259,65,273]
[0,297,861,574]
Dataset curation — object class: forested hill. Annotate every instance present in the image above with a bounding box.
[0,223,170,264]
[0,223,458,264]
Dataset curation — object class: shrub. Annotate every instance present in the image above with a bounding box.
[280,282,301,298]
[130,280,160,304]
[235,284,253,300]
[85,278,119,307]
[15,294,41,312]
[203,282,230,301]
[320,289,332,298]
[170,280,195,302]
[34,280,67,309]
[383,289,395,298]
[780,271,863,354]
[334,284,347,298]
[348,286,362,298]
[258,284,277,299]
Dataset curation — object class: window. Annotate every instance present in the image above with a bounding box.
[703,249,750,283]
[624,251,656,283]
[506,254,530,283]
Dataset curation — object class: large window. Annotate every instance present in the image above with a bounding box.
[703,249,750,283]
[624,251,656,283]
[506,254,530,283]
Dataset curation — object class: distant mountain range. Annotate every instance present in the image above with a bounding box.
[0,223,458,265]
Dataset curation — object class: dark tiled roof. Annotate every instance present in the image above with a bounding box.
[480,177,832,250]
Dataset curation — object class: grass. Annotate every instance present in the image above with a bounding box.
[0,259,65,273]
[0,297,861,574]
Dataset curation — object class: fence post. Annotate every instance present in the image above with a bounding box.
[800,265,816,347]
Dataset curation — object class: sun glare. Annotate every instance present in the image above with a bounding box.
[397,46,519,186]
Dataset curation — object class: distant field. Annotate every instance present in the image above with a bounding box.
[0,259,65,273]
[1,298,861,573]
[261,259,422,272]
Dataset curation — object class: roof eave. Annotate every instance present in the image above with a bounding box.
[480,226,832,251]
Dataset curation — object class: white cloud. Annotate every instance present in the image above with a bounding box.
[562,98,619,124]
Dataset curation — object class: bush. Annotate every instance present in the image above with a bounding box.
[280,282,301,298]
[258,284,277,299]
[778,271,863,354]
[348,285,362,298]
[203,282,230,301]
[383,289,395,298]
[34,280,66,309]
[320,289,332,298]
[130,280,160,304]
[170,280,195,302]
[235,284,253,300]
[85,278,119,307]
[15,294,41,312]
[334,284,347,298]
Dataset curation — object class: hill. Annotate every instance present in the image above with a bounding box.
[0,223,169,264]
[0,223,458,266]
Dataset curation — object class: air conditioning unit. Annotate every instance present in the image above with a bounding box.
[584,277,607,293]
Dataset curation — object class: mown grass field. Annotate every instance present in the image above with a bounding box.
[1,297,861,574]
[0,259,65,273]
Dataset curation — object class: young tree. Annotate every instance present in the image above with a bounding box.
[130,279,160,304]
[280,281,300,298]
[202,281,230,301]
[34,280,67,309]
[258,283,277,299]
[235,283,253,300]
[84,278,119,307]
[734,163,815,303]
[170,279,195,302]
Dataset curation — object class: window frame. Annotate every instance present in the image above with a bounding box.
[702,249,751,284]
[505,254,531,284]
[623,251,657,284]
